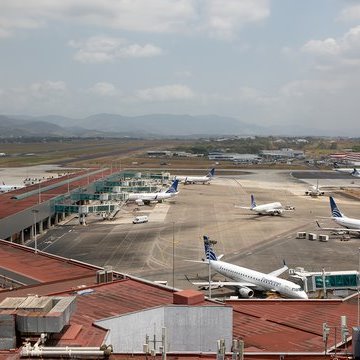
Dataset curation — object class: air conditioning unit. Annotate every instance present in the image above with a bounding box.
[96,270,106,284]
[105,270,113,283]
[296,232,307,239]
[319,234,329,242]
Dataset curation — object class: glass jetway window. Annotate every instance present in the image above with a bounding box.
[314,274,357,289]
[290,268,359,293]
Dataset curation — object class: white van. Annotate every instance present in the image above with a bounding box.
[133,215,148,224]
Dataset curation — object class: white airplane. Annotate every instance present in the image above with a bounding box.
[237,194,290,216]
[0,182,25,193]
[334,168,360,178]
[174,168,215,184]
[305,180,324,197]
[127,179,179,206]
[316,196,360,236]
[187,236,308,299]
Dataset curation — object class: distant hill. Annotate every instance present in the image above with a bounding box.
[24,113,264,137]
[1,113,333,137]
[0,115,71,137]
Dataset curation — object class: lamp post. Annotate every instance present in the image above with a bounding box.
[358,247,360,327]
[172,222,175,290]
[31,209,39,254]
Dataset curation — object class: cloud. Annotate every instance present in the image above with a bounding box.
[29,81,67,99]
[0,0,270,40]
[301,25,360,59]
[175,70,192,78]
[301,38,340,56]
[202,0,270,39]
[338,4,360,21]
[0,80,68,114]
[87,82,118,96]
[280,79,344,98]
[69,36,164,63]
[136,84,195,101]
[0,28,12,38]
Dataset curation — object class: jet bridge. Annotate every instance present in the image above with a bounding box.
[54,203,119,214]
[70,192,128,202]
[94,181,158,194]
[289,267,358,294]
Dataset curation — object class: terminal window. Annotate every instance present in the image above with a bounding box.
[315,274,357,289]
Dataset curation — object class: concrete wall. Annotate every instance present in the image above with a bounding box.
[95,305,232,353]
[0,200,53,239]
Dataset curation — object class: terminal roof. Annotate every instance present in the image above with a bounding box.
[0,240,358,359]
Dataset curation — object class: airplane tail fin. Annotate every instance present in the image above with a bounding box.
[250,194,256,209]
[330,196,342,218]
[203,235,217,261]
[351,168,360,177]
[207,168,215,178]
[166,179,179,194]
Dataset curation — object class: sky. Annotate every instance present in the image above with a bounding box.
[1,0,360,134]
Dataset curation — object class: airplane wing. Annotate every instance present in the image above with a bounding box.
[268,263,288,277]
[234,206,251,210]
[316,221,360,235]
[184,259,210,264]
[334,168,354,174]
[265,209,283,215]
[185,277,256,290]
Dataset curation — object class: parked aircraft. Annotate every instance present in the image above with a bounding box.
[187,236,308,299]
[305,180,324,197]
[316,196,360,236]
[236,194,290,216]
[334,168,360,178]
[127,179,179,205]
[0,182,25,193]
[174,168,215,184]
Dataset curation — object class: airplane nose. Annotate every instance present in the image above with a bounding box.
[299,291,308,299]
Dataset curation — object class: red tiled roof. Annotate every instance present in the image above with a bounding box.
[50,280,211,347]
[0,240,96,284]
[0,275,96,302]
[0,241,358,359]
[230,299,357,352]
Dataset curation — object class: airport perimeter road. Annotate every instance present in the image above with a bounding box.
[29,169,360,291]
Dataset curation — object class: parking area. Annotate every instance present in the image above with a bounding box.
[27,169,360,297]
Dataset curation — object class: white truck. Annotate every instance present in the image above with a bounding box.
[133,215,148,224]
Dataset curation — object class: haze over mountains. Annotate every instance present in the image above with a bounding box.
[0,113,336,138]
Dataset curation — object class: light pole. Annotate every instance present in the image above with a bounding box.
[172,222,175,290]
[358,247,360,327]
[31,209,39,254]
[322,268,327,299]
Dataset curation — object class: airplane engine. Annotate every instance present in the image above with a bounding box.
[238,287,254,298]
[135,199,144,206]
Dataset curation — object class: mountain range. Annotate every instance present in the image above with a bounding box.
[0,114,264,138]
[0,113,330,138]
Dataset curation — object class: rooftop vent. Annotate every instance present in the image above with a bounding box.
[96,266,113,284]
[173,289,204,305]
[0,295,76,349]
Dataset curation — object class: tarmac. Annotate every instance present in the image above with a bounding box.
[0,164,76,184]
[25,168,360,297]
